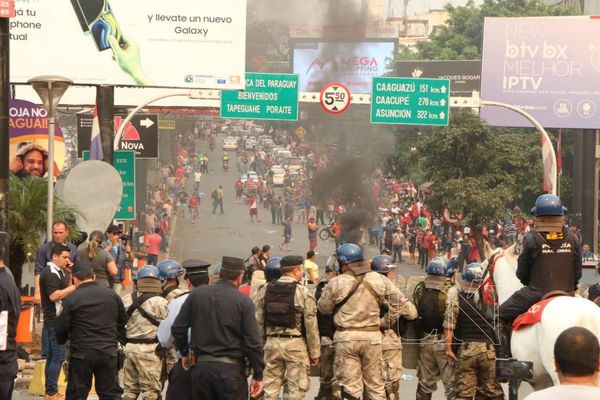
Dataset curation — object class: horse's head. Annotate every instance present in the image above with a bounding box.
[485,243,522,304]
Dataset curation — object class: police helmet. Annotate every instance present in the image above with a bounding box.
[336,243,364,265]
[371,255,395,275]
[427,257,454,277]
[157,259,184,280]
[137,265,161,281]
[462,262,484,283]
[265,257,282,282]
[531,194,566,217]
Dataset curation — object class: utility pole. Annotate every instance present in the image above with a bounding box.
[0,17,9,261]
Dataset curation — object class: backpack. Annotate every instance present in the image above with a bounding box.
[211,190,218,200]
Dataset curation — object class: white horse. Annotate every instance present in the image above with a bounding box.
[483,243,600,389]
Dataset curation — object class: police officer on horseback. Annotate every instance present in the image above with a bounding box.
[498,194,582,356]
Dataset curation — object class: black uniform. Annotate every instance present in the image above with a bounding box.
[55,281,127,399]
[0,267,21,400]
[171,280,265,400]
[499,228,581,322]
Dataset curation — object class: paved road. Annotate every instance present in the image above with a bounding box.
[14,135,534,399]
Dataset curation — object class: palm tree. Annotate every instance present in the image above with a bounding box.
[7,176,82,288]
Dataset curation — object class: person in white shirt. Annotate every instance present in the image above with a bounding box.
[524,326,600,400]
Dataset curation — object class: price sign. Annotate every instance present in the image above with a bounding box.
[0,0,15,18]
[320,83,351,114]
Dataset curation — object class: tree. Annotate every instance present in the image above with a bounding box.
[8,176,82,288]
[401,0,578,61]
[416,109,542,249]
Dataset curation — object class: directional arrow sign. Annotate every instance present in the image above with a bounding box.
[371,77,450,126]
[141,118,154,128]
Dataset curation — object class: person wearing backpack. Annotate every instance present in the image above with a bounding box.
[413,257,456,400]
[121,266,169,400]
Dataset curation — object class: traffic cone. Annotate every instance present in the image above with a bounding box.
[122,268,133,287]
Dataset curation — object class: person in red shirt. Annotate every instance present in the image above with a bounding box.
[145,228,162,266]
[331,219,341,248]
[424,230,437,260]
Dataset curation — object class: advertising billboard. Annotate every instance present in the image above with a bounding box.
[9,99,66,178]
[396,60,481,97]
[481,16,600,129]
[292,41,395,94]
[9,0,246,89]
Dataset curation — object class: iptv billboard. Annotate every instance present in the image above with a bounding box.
[481,16,600,129]
[10,0,246,90]
[293,41,395,94]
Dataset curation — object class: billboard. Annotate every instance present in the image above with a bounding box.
[481,16,600,129]
[10,0,246,89]
[396,60,481,97]
[9,99,66,178]
[292,41,395,94]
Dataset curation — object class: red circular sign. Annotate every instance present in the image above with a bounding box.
[319,83,351,114]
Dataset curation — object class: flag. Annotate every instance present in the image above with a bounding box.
[540,133,557,193]
[557,129,562,176]
[89,103,104,161]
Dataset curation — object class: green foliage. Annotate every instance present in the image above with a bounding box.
[8,176,83,286]
[401,0,579,61]
[416,109,541,227]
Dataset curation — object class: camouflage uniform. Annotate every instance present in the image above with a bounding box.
[121,293,169,400]
[163,284,187,303]
[318,337,336,397]
[255,276,320,400]
[444,287,503,400]
[318,264,412,400]
[415,276,455,400]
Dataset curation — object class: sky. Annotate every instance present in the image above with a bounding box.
[405,0,484,15]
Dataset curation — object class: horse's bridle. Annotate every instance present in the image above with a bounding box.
[481,249,504,307]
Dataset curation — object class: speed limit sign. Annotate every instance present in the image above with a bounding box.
[320,83,351,114]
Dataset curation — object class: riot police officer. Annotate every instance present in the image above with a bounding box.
[371,255,418,400]
[444,263,503,400]
[122,266,169,400]
[158,259,187,302]
[318,244,409,400]
[498,194,581,356]
[314,264,337,400]
[414,257,456,400]
[255,255,320,400]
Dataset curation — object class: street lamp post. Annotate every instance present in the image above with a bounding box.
[28,76,72,240]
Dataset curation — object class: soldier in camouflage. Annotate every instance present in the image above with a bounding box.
[444,263,503,400]
[318,244,409,400]
[121,266,169,400]
[314,265,338,400]
[255,255,321,400]
[158,259,187,303]
[371,255,418,400]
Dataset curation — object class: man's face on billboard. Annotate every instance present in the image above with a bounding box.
[22,150,44,176]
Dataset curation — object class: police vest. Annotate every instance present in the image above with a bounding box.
[455,292,494,344]
[315,281,335,339]
[415,285,447,334]
[264,281,299,329]
[529,231,578,293]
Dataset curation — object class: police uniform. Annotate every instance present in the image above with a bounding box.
[444,285,503,400]
[158,260,210,400]
[318,260,408,400]
[171,256,265,400]
[415,275,456,400]
[315,277,336,400]
[254,255,320,400]
[122,272,169,400]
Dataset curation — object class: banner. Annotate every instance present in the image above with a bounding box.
[8,99,65,178]
[481,16,600,129]
[396,60,481,97]
[10,0,246,89]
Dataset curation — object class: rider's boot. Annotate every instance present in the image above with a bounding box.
[497,319,513,359]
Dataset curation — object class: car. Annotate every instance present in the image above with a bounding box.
[240,171,259,184]
[244,137,257,150]
[282,157,303,173]
[275,150,293,164]
[223,137,238,151]
[270,166,286,186]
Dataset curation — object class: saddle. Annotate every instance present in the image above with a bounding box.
[512,292,573,331]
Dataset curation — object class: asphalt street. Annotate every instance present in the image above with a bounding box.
[14,135,534,399]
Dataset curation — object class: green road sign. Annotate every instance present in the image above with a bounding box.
[371,77,450,126]
[220,73,299,121]
[83,150,136,220]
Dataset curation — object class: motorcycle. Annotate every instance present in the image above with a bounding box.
[223,159,229,172]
